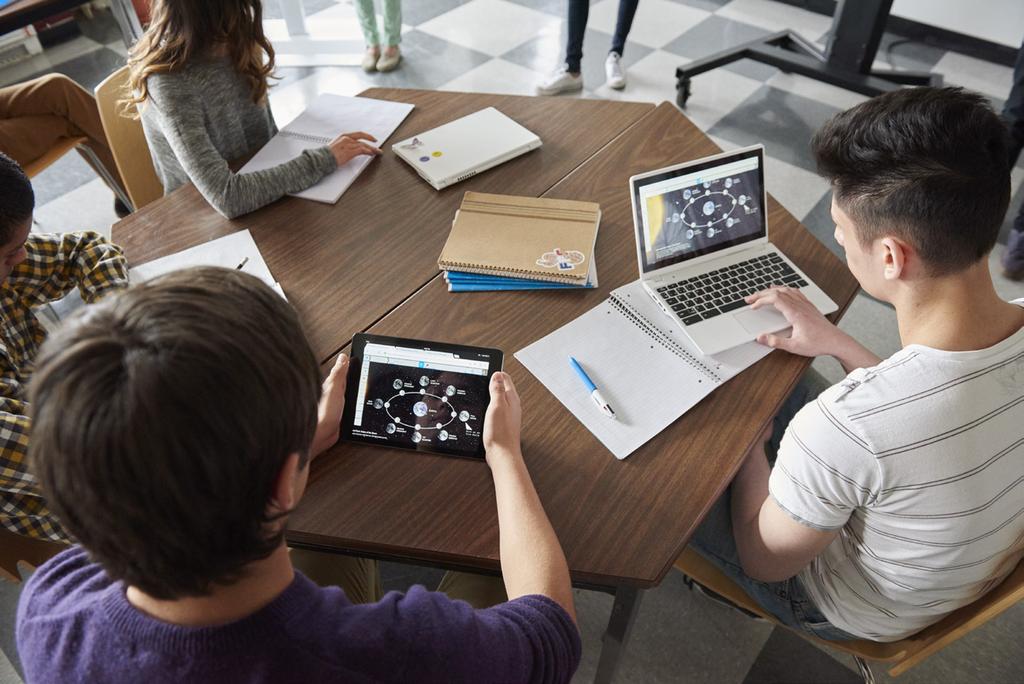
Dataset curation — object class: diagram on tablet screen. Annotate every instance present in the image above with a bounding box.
[356,365,485,450]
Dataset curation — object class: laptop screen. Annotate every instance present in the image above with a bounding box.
[632,146,767,274]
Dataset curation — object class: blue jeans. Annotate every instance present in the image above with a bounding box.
[565,0,639,73]
[687,376,859,642]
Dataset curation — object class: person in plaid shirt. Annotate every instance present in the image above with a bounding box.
[0,152,128,542]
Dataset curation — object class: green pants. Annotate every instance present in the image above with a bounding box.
[354,0,401,47]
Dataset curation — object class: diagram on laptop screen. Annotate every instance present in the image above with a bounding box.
[645,167,762,263]
[351,347,489,456]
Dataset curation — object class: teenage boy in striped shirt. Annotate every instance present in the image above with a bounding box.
[688,87,1024,642]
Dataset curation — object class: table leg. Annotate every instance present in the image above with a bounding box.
[594,586,643,684]
[109,0,143,47]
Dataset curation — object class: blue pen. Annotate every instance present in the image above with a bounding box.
[569,356,616,420]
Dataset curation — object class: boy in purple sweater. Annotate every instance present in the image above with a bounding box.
[15,267,580,683]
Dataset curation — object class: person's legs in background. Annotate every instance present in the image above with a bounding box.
[290,548,383,604]
[0,74,125,204]
[353,0,383,73]
[290,547,507,609]
[437,571,508,609]
[536,0,587,95]
[605,0,639,90]
[1001,40,1024,279]
[376,0,402,73]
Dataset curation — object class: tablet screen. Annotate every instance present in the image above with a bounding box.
[341,334,503,459]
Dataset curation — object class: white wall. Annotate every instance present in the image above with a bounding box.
[891,0,1023,48]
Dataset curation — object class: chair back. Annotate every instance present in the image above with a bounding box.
[0,526,65,584]
[674,548,1024,677]
[94,65,164,211]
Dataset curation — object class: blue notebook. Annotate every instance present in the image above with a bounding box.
[445,269,597,292]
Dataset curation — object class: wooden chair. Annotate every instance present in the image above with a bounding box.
[674,547,1024,683]
[94,65,164,212]
[22,135,89,179]
[0,526,65,584]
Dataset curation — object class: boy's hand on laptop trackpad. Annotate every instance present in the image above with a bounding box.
[745,287,843,358]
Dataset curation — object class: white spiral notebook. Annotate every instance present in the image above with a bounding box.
[515,279,772,460]
[239,93,414,204]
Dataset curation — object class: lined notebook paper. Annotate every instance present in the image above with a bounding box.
[515,279,771,460]
[240,94,414,204]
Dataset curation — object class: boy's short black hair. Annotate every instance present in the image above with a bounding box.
[0,152,34,244]
[811,86,1010,275]
[29,267,321,600]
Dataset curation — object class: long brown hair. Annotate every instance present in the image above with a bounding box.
[126,0,276,108]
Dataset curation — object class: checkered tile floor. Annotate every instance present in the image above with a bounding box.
[2,2,1023,683]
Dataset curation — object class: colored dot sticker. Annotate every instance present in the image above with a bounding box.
[419,156,430,162]
[431,151,443,157]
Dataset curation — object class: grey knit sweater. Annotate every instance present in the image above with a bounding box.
[140,57,336,219]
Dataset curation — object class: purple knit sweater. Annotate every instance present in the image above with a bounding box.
[17,548,581,683]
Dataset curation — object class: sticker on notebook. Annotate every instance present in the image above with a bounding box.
[399,137,424,150]
[536,249,585,271]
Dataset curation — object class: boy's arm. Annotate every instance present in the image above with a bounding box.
[746,287,881,372]
[11,233,128,307]
[0,394,67,542]
[729,438,838,582]
[731,396,881,582]
[484,372,576,623]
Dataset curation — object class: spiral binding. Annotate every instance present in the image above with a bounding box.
[608,293,722,384]
[280,130,332,145]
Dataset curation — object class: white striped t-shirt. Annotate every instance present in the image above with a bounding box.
[769,302,1024,641]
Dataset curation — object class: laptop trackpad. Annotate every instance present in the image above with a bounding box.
[735,307,789,336]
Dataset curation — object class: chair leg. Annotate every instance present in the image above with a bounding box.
[853,655,876,684]
[75,144,134,212]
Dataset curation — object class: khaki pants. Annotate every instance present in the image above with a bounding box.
[290,548,508,609]
[0,73,123,191]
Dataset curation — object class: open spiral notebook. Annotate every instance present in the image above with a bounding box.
[239,93,414,204]
[515,279,772,460]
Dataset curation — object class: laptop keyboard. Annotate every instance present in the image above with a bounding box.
[655,253,808,326]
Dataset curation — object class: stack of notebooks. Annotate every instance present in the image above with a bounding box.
[438,192,600,292]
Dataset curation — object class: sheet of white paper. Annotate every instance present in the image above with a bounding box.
[239,93,414,204]
[129,230,285,299]
[515,280,770,460]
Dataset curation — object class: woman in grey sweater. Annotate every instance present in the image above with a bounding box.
[127,0,379,219]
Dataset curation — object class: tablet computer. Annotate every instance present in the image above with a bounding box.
[341,334,503,459]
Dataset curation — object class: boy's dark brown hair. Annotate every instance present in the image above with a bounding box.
[29,267,320,600]
[0,152,34,244]
[811,86,1010,275]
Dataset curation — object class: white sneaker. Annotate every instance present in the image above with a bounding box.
[605,52,626,89]
[536,67,583,96]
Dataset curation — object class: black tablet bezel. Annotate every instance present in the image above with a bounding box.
[340,333,503,460]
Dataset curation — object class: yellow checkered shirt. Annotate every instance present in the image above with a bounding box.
[0,232,128,541]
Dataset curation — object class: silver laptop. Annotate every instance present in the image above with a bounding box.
[392,107,542,190]
[629,144,837,356]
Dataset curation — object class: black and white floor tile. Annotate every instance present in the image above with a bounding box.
[1,1,1023,682]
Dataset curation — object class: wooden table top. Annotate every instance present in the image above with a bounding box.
[112,89,654,362]
[287,102,861,588]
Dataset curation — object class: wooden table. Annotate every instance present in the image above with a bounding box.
[114,90,653,363]
[114,90,859,683]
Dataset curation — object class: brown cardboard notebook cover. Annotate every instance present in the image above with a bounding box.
[438,192,600,284]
